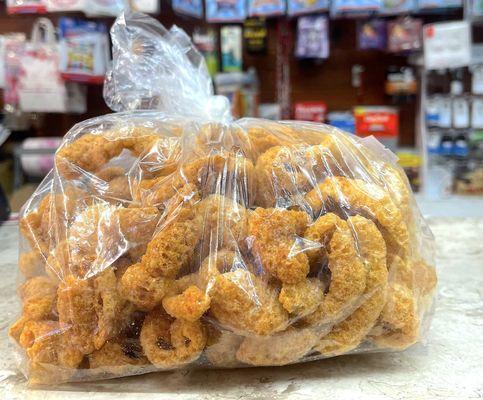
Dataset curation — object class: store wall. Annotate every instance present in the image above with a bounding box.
[0,1,463,146]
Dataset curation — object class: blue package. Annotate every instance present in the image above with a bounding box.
[328,112,356,133]
[380,0,416,14]
[357,19,387,50]
[418,0,462,8]
[248,0,286,17]
[331,0,381,15]
[206,0,247,22]
[287,0,329,15]
[172,0,203,18]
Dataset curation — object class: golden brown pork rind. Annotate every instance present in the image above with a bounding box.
[12,114,436,385]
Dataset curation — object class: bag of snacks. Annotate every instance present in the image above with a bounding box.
[10,12,437,386]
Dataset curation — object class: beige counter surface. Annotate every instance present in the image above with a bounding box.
[0,218,482,400]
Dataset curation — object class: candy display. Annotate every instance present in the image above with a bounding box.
[10,12,436,387]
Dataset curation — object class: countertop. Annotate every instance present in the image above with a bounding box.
[0,218,482,400]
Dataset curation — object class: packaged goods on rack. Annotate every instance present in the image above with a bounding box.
[357,19,387,50]
[6,0,46,14]
[45,0,85,13]
[10,12,437,387]
[3,33,26,113]
[220,26,243,72]
[83,0,124,16]
[295,15,329,59]
[418,0,462,9]
[387,17,422,53]
[248,0,286,16]
[58,18,110,84]
[205,0,247,22]
[193,28,219,76]
[380,0,416,14]
[331,0,381,16]
[172,0,203,18]
[243,18,268,53]
[287,0,329,16]
[17,18,68,113]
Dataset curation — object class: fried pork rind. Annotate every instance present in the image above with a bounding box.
[315,216,388,355]
[140,309,206,368]
[12,28,436,384]
[236,328,318,366]
[209,269,289,336]
[204,326,243,367]
[247,208,311,284]
[302,213,367,326]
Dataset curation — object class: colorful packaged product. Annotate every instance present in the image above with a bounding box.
[287,0,329,16]
[243,18,268,53]
[193,28,219,76]
[172,0,204,18]
[58,18,110,84]
[206,0,247,22]
[330,0,381,16]
[357,19,387,50]
[295,15,329,59]
[294,101,327,122]
[248,0,286,17]
[387,17,422,53]
[221,26,243,72]
[380,0,416,14]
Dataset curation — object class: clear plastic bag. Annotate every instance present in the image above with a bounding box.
[10,12,437,387]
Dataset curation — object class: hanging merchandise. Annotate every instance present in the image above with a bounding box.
[132,0,160,13]
[17,18,68,113]
[357,19,387,50]
[387,17,422,54]
[330,0,381,16]
[193,28,219,76]
[3,33,26,113]
[84,0,124,16]
[205,0,247,22]
[243,18,268,53]
[220,26,242,72]
[58,18,110,84]
[426,96,441,127]
[0,36,5,89]
[295,15,329,59]
[248,0,286,17]
[46,0,84,12]
[287,0,328,15]
[423,21,471,71]
[418,0,462,9]
[6,0,46,14]
[452,97,470,129]
[294,101,327,122]
[172,0,203,18]
[380,0,416,14]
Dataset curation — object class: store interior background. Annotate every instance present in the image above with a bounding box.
[1,0,483,221]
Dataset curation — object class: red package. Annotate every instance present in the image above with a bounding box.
[294,101,327,122]
[354,106,399,138]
